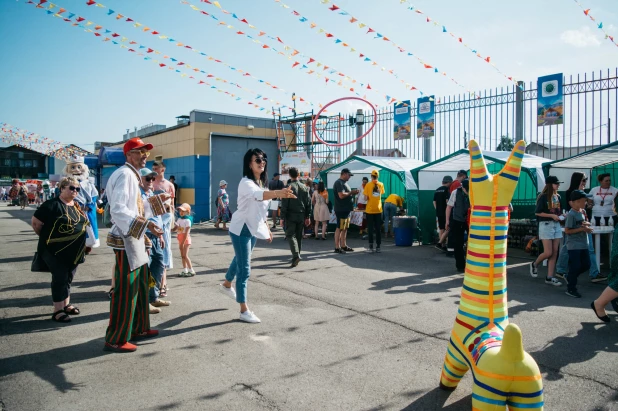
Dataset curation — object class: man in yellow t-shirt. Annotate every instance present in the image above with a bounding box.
[384,194,403,237]
[363,170,385,252]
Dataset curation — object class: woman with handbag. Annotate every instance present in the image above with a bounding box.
[312,182,330,240]
[31,176,89,323]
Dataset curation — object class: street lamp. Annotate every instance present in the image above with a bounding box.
[356,111,365,125]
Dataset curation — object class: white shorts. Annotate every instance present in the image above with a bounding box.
[538,221,562,240]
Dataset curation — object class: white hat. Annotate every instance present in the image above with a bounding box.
[219,180,228,187]
[67,155,85,164]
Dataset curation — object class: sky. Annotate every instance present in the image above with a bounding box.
[1,0,617,151]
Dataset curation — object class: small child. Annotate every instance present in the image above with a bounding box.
[175,203,195,277]
[564,190,594,298]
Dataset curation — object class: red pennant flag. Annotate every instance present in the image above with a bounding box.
[584,9,590,15]
[126,18,133,22]
[86,0,96,5]
[350,17,357,23]
[508,77,513,81]
[359,53,364,58]
[262,45,269,49]
[424,64,432,69]
[128,49,135,52]
[199,81,205,84]
[292,11,300,16]
[485,57,490,63]
[178,62,185,65]
[76,17,85,22]
[350,88,354,92]
[329,4,339,11]
[147,48,153,53]
[300,98,305,102]
[111,33,119,37]
[325,78,329,83]
[292,62,300,68]
[94,32,101,37]
[159,63,166,67]
[207,74,214,77]
[458,37,462,42]
[367,28,375,33]
[201,11,209,15]
[151,31,159,35]
[129,41,137,44]
[276,37,283,43]
[236,31,244,34]
[426,17,431,22]
[244,72,251,76]
[367,84,371,89]
[326,33,333,38]
[307,58,315,64]
[240,18,248,23]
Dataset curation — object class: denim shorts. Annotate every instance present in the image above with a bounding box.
[538,220,563,240]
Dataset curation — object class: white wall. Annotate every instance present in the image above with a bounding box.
[417,171,458,191]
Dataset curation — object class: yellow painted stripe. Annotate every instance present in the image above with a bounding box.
[460,300,506,313]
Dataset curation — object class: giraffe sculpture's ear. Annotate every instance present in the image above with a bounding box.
[496,140,527,185]
[468,140,490,184]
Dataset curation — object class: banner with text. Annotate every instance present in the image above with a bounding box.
[393,100,412,141]
[280,152,312,182]
[416,96,435,138]
[537,73,563,126]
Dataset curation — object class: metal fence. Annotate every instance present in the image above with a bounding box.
[326,68,618,162]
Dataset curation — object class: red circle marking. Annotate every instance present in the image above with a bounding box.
[311,97,378,147]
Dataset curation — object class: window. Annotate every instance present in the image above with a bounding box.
[32,160,38,167]
[19,160,24,168]
[3,159,10,166]
[25,160,32,168]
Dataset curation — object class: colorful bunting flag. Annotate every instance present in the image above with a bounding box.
[1,122,90,161]
[573,0,618,48]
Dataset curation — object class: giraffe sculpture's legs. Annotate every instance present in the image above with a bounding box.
[439,340,470,390]
[471,383,508,410]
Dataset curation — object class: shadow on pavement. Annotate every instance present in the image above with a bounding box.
[0,312,110,337]
[400,387,471,410]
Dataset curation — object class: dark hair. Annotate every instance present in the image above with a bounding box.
[243,148,268,186]
[362,177,369,182]
[169,175,175,180]
[318,182,326,193]
[537,182,556,206]
[597,173,611,183]
[289,167,299,178]
[567,172,586,192]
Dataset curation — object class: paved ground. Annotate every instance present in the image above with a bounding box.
[0,206,617,411]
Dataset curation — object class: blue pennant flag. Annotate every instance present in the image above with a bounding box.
[442,26,447,32]
[171,58,177,62]
[364,57,371,61]
[434,68,438,73]
[232,13,238,19]
[107,9,114,15]
[335,39,342,43]
[299,17,307,22]
[105,29,111,34]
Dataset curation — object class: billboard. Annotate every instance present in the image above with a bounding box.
[393,100,412,141]
[280,152,311,182]
[537,73,563,126]
[416,96,435,138]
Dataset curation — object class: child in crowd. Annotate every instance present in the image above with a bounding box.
[175,203,195,277]
[564,190,594,298]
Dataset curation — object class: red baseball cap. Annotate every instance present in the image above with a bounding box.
[123,137,154,155]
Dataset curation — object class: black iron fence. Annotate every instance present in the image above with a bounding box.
[329,68,617,162]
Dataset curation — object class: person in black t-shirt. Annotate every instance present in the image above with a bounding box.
[333,168,359,254]
[433,175,453,250]
[169,176,179,208]
[31,176,89,323]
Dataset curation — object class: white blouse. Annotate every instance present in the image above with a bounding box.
[229,177,270,240]
[589,185,618,217]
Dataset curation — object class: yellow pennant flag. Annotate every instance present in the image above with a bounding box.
[96,3,105,7]
[48,3,56,9]
[318,28,325,33]
[190,5,200,11]
[160,35,168,39]
[227,25,233,29]
[359,23,366,28]
[177,42,183,46]
[85,21,93,26]
[121,36,128,42]
[350,48,356,52]
[249,25,256,29]
[213,1,222,8]
[134,23,142,28]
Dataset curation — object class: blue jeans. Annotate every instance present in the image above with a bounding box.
[225,224,257,304]
[567,248,591,292]
[556,234,599,278]
[383,203,397,234]
[147,233,165,302]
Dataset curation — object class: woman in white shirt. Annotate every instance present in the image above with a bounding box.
[219,149,296,323]
[589,173,618,226]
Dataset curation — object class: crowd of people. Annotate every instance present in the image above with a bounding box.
[21,137,618,353]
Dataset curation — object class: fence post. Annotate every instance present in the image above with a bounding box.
[423,138,432,162]
[516,81,524,141]
[355,109,364,156]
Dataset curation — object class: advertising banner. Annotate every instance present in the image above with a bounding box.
[537,73,563,126]
[280,152,311,182]
[393,100,412,141]
[416,96,435,138]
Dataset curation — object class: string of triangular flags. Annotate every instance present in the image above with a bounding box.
[395,0,521,85]
[81,0,315,108]
[178,0,400,105]
[1,122,90,160]
[272,0,426,97]
[23,0,294,115]
[319,0,480,97]
[572,0,618,48]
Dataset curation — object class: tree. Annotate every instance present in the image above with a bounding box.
[496,135,515,151]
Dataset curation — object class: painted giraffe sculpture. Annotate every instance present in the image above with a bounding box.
[439,140,544,410]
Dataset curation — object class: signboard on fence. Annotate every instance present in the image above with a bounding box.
[280,152,311,182]
[393,100,412,141]
[537,73,563,126]
[416,96,435,138]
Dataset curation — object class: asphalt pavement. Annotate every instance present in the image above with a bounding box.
[0,206,616,411]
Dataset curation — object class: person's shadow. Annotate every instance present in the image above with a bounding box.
[399,387,471,410]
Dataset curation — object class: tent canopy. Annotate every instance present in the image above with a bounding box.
[98,146,125,166]
[542,140,618,188]
[319,156,426,217]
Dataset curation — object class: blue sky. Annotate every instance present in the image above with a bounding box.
[1,0,617,150]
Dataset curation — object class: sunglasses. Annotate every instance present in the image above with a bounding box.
[130,149,151,158]
[254,157,267,165]
[67,185,81,192]
[144,176,155,182]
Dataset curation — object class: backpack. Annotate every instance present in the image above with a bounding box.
[103,203,113,228]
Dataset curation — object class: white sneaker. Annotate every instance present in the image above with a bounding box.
[239,310,261,323]
[545,277,562,286]
[219,284,237,300]
[529,262,538,278]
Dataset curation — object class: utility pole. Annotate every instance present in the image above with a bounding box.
[515,81,524,141]
[608,118,611,144]
[355,109,364,156]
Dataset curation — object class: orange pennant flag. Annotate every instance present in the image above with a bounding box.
[584,9,590,15]
[424,64,432,69]
[350,17,357,23]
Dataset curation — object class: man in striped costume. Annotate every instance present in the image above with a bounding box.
[104,138,170,353]
[439,140,544,410]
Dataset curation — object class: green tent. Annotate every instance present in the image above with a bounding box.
[320,156,426,217]
[411,149,549,244]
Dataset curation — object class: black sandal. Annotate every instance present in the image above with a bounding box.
[590,301,610,323]
[52,310,72,323]
[64,305,80,315]
[108,288,114,300]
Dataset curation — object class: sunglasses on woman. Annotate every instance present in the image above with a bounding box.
[254,157,267,164]
[67,185,81,192]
